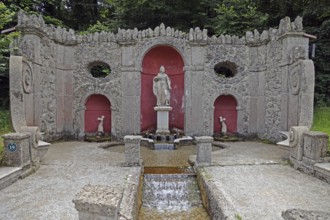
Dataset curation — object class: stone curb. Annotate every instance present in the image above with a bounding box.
[197,167,240,220]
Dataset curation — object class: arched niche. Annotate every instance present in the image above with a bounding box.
[84,94,111,134]
[141,45,184,132]
[214,95,238,134]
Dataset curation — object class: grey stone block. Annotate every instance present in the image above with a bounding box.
[73,184,123,220]
[124,135,142,166]
[303,131,329,161]
[195,136,213,166]
[2,132,31,168]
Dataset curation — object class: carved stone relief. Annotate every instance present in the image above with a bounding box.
[22,62,33,94]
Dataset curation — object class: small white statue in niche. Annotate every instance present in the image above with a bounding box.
[97,115,105,136]
[219,116,227,136]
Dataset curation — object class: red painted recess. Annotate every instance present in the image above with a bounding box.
[214,95,237,134]
[141,45,184,132]
[84,94,111,134]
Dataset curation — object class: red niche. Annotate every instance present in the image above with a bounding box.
[214,95,237,134]
[84,94,111,134]
[141,45,184,132]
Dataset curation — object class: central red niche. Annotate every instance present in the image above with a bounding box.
[84,94,111,134]
[141,45,184,132]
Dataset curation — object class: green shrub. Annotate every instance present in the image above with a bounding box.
[311,107,330,151]
[0,109,12,160]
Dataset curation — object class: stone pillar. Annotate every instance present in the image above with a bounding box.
[20,126,40,168]
[154,106,172,134]
[303,131,329,163]
[2,133,31,168]
[73,184,122,220]
[195,136,213,166]
[124,135,142,166]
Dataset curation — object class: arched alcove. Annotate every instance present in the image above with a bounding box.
[84,94,111,134]
[214,95,237,134]
[141,45,184,132]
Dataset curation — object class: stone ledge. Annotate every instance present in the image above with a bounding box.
[197,168,239,220]
[0,167,22,190]
[314,163,330,184]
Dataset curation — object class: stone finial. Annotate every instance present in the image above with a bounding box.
[225,34,232,44]
[195,27,202,41]
[254,29,260,42]
[203,29,208,41]
[261,30,269,42]
[160,23,166,36]
[189,28,194,41]
[246,31,254,43]
[278,16,292,35]
[154,26,160,37]
[166,27,171,36]
[133,28,138,40]
[293,16,303,31]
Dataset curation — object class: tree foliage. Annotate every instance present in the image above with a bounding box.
[212,0,268,36]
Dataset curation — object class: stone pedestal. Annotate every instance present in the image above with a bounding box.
[195,136,213,166]
[154,106,172,134]
[303,131,328,162]
[73,184,122,220]
[20,126,40,168]
[124,135,142,166]
[2,133,31,168]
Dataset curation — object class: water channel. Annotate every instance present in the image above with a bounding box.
[107,144,222,219]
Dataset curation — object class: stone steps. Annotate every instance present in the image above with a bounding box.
[0,167,22,190]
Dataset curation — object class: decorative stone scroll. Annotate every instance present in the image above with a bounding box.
[22,62,33,94]
[289,126,309,161]
[289,62,302,95]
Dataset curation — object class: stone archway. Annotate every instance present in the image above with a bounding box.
[214,95,237,134]
[84,94,111,134]
[140,45,184,132]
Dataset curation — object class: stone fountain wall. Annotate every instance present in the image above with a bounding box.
[10,11,314,141]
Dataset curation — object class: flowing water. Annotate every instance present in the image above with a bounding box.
[106,144,222,219]
[139,172,209,220]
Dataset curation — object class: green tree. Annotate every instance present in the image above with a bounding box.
[212,0,268,36]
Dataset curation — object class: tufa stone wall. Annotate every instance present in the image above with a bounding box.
[10,11,314,141]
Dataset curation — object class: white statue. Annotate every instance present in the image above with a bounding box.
[219,116,227,135]
[97,115,105,136]
[153,66,172,106]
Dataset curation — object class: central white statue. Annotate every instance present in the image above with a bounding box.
[153,66,172,106]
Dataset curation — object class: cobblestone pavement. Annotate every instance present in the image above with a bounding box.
[0,141,132,220]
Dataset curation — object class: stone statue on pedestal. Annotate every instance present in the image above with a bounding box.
[153,66,171,106]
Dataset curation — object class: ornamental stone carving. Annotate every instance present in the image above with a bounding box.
[22,62,33,94]
[289,62,302,95]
